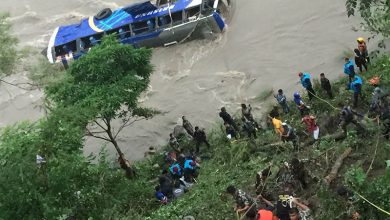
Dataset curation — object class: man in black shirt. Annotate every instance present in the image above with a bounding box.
[219,107,239,131]
[320,73,333,99]
[194,126,211,153]
[276,184,294,220]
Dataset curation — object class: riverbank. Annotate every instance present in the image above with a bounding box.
[0,0,379,161]
[122,55,390,220]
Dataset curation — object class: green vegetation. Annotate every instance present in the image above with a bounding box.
[346,0,390,37]
[0,6,389,220]
[45,35,158,178]
[0,13,18,76]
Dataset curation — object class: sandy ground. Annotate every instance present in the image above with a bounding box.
[0,0,378,160]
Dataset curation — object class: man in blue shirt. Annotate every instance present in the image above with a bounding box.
[348,75,363,108]
[344,58,356,82]
[298,72,316,101]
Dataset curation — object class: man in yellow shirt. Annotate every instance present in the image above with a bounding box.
[268,115,284,136]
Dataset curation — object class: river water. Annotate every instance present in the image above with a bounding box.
[0,0,372,160]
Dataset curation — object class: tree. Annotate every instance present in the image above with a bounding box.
[0,121,138,219]
[346,0,390,37]
[0,12,18,76]
[45,35,157,178]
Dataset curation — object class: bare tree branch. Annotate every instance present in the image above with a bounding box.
[86,128,111,142]
[114,116,146,139]
[93,119,108,132]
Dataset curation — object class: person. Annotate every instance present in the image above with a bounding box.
[255,208,273,220]
[225,123,238,140]
[255,167,272,196]
[226,185,257,219]
[348,75,363,108]
[357,37,369,64]
[281,122,298,149]
[339,106,365,134]
[155,185,168,205]
[301,115,320,141]
[169,133,180,152]
[290,158,307,189]
[269,105,280,119]
[255,195,275,220]
[147,19,155,31]
[369,87,384,113]
[344,58,356,82]
[89,36,98,46]
[169,162,183,181]
[275,184,294,220]
[79,40,86,51]
[320,73,333,99]
[242,103,254,122]
[289,197,312,220]
[379,106,390,139]
[219,107,239,131]
[183,157,199,183]
[268,115,284,137]
[118,28,126,40]
[354,48,368,72]
[242,118,257,139]
[159,171,174,199]
[293,92,309,117]
[298,72,316,101]
[193,126,211,153]
[182,116,194,137]
[60,55,69,69]
[275,89,290,114]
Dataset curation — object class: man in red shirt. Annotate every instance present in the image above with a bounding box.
[301,115,319,140]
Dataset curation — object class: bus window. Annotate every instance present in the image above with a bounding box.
[171,11,183,25]
[55,41,77,56]
[158,15,172,27]
[132,21,149,35]
[185,6,200,20]
[118,25,131,39]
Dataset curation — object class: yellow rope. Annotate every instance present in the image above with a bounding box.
[310,91,340,111]
[366,118,380,176]
[355,191,390,216]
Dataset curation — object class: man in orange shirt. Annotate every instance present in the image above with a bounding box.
[268,115,284,136]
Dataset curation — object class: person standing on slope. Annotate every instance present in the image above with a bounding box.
[274,89,290,114]
[293,92,310,117]
[219,107,239,131]
[320,73,333,99]
[298,72,316,101]
[182,116,194,137]
[348,75,363,108]
[344,58,356,83]
[357,37,369,64]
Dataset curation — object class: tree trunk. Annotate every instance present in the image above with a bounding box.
[323,147,352,187]
[105,118,136,179]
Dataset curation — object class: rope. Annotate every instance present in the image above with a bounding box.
[309,91,340,111]
[366,118,380,176]
[354,191,390,216]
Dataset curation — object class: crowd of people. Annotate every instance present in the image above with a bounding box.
[222,37,387,220]
[153,115,212,205]
[151,37,386,220]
